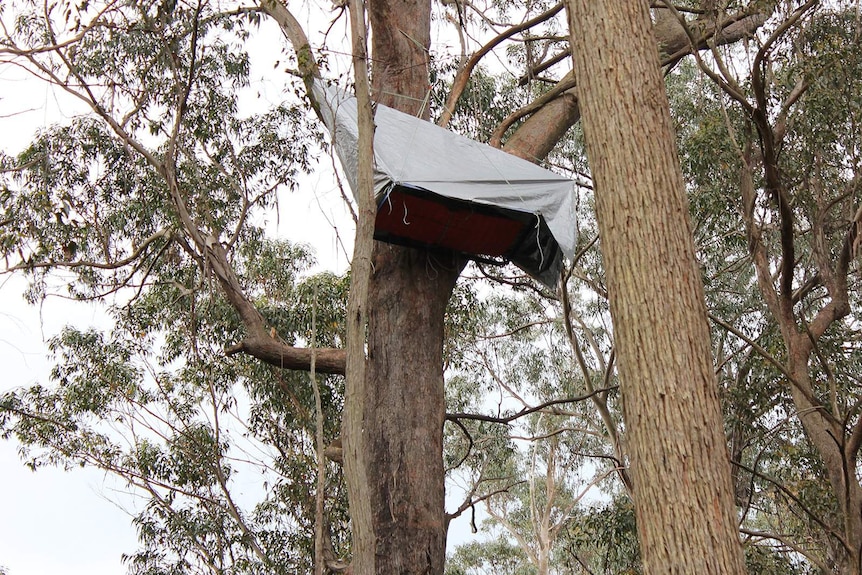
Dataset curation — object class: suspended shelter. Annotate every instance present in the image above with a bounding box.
[312,81,577,288]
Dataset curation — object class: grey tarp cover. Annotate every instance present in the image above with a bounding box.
[312,80,577,278]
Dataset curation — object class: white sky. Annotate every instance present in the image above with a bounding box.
[0,41,140,575]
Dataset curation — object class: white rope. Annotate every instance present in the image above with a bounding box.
[534,214,545,269]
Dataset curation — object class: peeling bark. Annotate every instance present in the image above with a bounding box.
[342,0,378,570]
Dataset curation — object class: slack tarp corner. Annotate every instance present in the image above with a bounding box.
[312,80,576,289]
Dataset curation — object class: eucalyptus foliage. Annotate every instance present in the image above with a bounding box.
[668,5,862,571]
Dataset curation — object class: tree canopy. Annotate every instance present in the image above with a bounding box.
[2,0,861,574]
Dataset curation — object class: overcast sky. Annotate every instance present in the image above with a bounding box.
[0,43,136,573]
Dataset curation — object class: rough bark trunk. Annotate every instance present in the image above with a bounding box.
[566,2,747,574]
[342,0,464,573]
[356,247,461,574]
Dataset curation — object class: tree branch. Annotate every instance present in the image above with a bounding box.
[224,337,346,375]
[740,528,832,574]
[708,311,837,427]
[748,0,817,306]
[517,49,570,86]
[438,2,564,128]
[257,0,321,95]
[733,458,850,553]
[490,73,576,149]
[445,386,617,425]
[498,0,773,162]
[445,481,524,527]
[4,229,173,273]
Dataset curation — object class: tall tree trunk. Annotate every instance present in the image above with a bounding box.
[566,2,747,574]
[342,0,463,573]
[352,248,461,574]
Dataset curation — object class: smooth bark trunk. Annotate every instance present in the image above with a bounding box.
[566,1,747,573]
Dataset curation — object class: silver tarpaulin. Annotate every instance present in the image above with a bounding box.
[312,80,577,287]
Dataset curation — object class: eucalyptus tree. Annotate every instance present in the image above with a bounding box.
[336,0,772,569]
[441,275,627,575]
[567,1,748,571]
[451,3,862,573]
[448,495,642,575]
